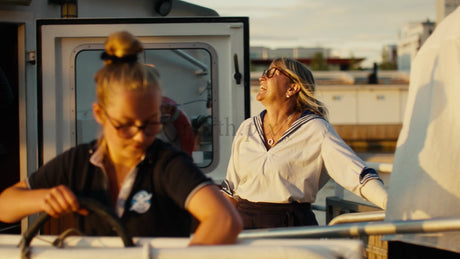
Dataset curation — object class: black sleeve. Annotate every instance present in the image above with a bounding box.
[28,144,92,190]
[156,149,213,209]
[28,151,73,189]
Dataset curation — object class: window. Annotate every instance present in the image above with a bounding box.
[75,43,216,168]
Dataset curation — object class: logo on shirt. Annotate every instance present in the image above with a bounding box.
[130,190,152,214]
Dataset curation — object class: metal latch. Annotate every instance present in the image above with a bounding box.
[233,54,242,85]
[26,50,36,65]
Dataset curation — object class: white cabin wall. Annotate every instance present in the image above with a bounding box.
[77,0,157,18]
[77,0,218,18]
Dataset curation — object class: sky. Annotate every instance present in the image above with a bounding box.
[188,0,436,68]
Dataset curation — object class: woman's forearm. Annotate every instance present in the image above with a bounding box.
[360,179,388,210]
[187,185,243,245]
[0,182,48,223]
[0,181,82,223]
[189,211,242,245]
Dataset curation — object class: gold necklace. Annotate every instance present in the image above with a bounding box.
[265,113,296,146]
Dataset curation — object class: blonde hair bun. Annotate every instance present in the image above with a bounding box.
[102,31,144,64]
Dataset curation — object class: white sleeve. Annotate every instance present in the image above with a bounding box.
[320,123,387,208]
[321,123,368,196]
[360,179,388,209]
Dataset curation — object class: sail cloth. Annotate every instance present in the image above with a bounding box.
[384,7,460,253]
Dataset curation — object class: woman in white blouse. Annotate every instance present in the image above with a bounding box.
[222,57,388,229]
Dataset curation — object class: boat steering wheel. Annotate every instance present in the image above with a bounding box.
[19,197,135,259]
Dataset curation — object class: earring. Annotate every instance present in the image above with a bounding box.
[286,94,290,98]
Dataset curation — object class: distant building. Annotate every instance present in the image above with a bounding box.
[292,47,332,59]
[251,46,332,60]
[266,48,296,59]
[397,19,435,71]
[251,57,365,71]
[250,46,363,71]
[250,46,269,60]
[381,44,397,68]
[436,0,460,24]
[397,1,460,72]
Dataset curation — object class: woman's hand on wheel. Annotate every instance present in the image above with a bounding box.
[41,185,88,217]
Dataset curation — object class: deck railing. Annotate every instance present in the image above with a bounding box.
[238,217,460,239]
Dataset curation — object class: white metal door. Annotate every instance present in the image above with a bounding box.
[38,18,249,181]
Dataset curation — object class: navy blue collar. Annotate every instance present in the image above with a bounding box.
[254,110,321,148]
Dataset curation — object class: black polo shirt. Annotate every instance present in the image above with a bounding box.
[28,139,212,237]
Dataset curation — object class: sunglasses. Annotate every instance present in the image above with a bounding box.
[262,67,295,82]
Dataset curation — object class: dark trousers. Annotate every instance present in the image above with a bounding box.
[388,241,460,259]
[237,199,318,229]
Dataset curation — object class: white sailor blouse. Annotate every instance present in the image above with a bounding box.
[223,110,381,204]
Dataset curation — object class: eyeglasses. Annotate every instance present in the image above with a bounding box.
[262,67,295,82]
[102,109,163,139]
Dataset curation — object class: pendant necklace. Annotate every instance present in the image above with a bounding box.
[265,113,296,146]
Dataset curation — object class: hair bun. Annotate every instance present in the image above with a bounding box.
[100,51,138,63]
[102,31,144,64]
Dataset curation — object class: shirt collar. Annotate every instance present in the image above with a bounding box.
[89,143,105,168]
[258,109,314,121]
[89,142,143,217]
[89,143,146,168]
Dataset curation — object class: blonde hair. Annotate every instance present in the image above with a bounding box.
[271,57,328,119]
[94,31,161,147]
[94,31,160,109]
